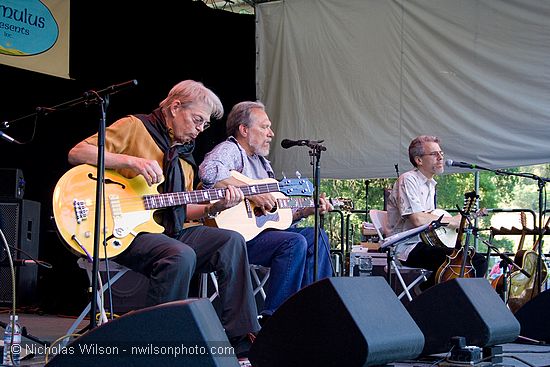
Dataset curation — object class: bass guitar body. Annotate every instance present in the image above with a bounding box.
[209,191,296,241]
[53,165,164,259]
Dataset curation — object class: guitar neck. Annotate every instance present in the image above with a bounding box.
[144,182,280,210]
[276,197,314,209]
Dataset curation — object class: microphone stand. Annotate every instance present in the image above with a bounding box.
[307,141,327,282]
[3,80,138,331]
[88,91,107,330]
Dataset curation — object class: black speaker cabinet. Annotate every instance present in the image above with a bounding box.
[0,168,25,199]
[46,299,239,367]
[406,278,520,356]
[514,289,550,343]
[249,277,425,367]
[0,199,40,306]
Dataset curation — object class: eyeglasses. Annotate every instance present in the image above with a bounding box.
[422,151,445,158]
[176,104,211,130]
[191,114,210,130]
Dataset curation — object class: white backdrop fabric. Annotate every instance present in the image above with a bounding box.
[256,0,550,179]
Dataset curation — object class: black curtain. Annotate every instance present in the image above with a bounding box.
[0,0,256,314]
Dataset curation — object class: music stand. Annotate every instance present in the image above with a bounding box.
[370,211,446,300]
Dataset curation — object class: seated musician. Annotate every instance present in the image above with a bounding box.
[386,135,488,290]
[198,101,333,325]
[67,80,259,360]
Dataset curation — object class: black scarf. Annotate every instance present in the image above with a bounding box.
[136,108,196,238]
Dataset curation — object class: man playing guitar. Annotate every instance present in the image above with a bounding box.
[386,135,488,291]
[199,101,333,325]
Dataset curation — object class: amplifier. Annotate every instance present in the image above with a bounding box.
[0,168,25,199]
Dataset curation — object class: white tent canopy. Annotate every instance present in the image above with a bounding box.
[256,0,550,179]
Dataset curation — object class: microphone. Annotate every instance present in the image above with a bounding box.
[281,139,310,149]
[84,79,138,99]
[0,131,16,144]
[445,159,480,169]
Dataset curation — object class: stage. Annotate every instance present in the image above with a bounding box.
[0,312,549,367]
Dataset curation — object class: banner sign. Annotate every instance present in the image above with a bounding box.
[0,0,70,79]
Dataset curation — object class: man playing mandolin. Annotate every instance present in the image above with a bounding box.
[199,101,333,325]
[67,80,259,360]
[386,135,488,290]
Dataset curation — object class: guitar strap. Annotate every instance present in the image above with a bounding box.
[135,109,196,238]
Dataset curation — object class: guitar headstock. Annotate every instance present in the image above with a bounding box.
[463,191,479,214]
[520,211,527,229]
[329,198,354,211]
[278,177,314,197]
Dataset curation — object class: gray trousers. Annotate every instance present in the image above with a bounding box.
[115,225,260,338]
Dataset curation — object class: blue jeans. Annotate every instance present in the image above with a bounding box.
[246,227,333,315]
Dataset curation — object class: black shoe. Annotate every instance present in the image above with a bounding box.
[258,314,272,327]
[229,333,256,359]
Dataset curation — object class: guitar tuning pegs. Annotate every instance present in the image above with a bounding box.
[281,171,287,179]
[295,171,302,179]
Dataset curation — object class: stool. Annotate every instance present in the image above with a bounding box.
[199,265,271,302]
[65,258,130,337]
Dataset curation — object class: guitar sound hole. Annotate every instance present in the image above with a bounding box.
[253,205,278,216]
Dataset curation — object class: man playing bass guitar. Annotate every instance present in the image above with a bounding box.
[67,80,259,360]
[199,101,333,325]
[386,135,488,291]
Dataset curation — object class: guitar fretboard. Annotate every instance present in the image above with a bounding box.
[277,197,314,209]
[143,182,281,210]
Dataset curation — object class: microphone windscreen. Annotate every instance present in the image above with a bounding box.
[445,159,454,167]
[280,139,293,149]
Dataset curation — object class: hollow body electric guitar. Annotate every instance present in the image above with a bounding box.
[52,165,313,259]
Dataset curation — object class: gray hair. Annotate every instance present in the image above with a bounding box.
[159,80,224,119]
[409,135,440,167]
[226,101,266,137]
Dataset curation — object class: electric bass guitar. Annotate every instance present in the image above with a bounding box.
[207,175,351,241]
[52,165,313,259]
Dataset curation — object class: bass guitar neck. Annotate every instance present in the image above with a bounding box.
[52,165,313,259]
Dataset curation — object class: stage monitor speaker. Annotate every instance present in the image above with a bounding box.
[46,299,239,367]
[249,277,425,367]
[0,199,40,306]
[406,278,520,356]
[514,289,550,343]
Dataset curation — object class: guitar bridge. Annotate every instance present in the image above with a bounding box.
[73,199,89,224]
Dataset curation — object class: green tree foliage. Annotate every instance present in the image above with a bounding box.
[305,167,534,255]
